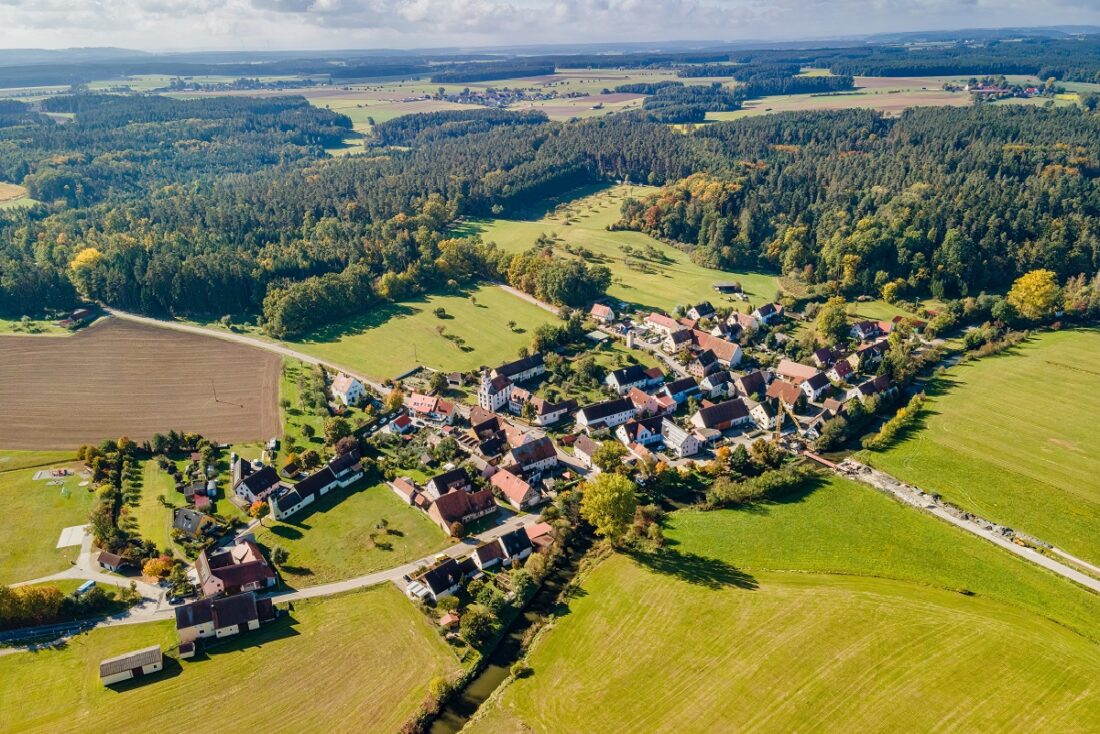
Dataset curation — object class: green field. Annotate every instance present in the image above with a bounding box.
[470,185,779,314]
[251,477,448,585]
[131,461,177,553]
[290,284,555,381]
[469,475,1100,733]
[280,357,335,452]
[864,328,1100,564]
[0,457,93,585]
[0,586,460,734]
[0,317,67,335]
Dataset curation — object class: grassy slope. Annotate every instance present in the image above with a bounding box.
[0,586,459,734]
[469,476,1100,733]
[470,185,779,314]
[252,477,448,586]
[0,458,93,585]
[290,284,554,381]
[864,329,1100,564]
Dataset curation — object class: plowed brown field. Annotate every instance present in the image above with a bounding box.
[0,318,280,449]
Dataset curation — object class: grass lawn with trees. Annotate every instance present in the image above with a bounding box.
[0,586,460,734]
[251,477,448,585]
[469,185,779,315]
[468,475,1100,733]
[863,328,1100,565]
[0,458,94,585]
[288,284,555,381]
[131,461,177,554]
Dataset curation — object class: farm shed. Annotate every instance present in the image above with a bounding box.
[99,645,163,685]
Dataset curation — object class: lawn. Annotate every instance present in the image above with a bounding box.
[0,585,460,734]
[251,476,448,585]
[131,461,177,553]
[470,184,779,314]
[289,284,555,381]
[0,317,67,336]
[280,357,333,452]
[468,475,1100,733]
[863,328,1100,564]
[0,456,93,585]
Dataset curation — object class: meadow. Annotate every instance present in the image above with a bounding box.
[468,475,1100,733]
[251,477,448,585]
[864,328,1100,564]
[0,456,92,585]
[289,284,555,381]
[470,185,779,314]
[131,460,177,553]
[0,586,460,734]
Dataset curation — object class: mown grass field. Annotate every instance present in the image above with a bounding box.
[864,328,1100,564]
[0,456,92,585]
[290,284,554,381]
[252,477,448,586]
[470,185,779,314]
[0,316,68,335]
[0,586,460,734]
[469,475,1100,733]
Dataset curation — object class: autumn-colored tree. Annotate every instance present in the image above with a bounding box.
[323,416,351,445]
[142,556,174,579]
[249,500,269,519]
[815,296,849,345]
[580,473,638,545]
[384,388,405,414]
[1007,269,1061,322]
[591,440,628,473]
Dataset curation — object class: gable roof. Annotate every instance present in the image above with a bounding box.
[646,312,680,331]
[431,488,496,525]
[99,645,162,678]
[499,527,534,558]
[474,541,505,565]
[804,372,830,391]
[331,372,362,395]
[590,303,614,319]
[608,364,650,385]
[776,359,819,384]
[577,398,634,423]
[495,353,544,379]
[690,330,741,363]
[735,370,767,396]
[510,435,557,467]
[693,398,749,428]
[572,434,600,458]
[665,376,699,396]
[767,379,803,405]
[689,301,716,317]
[490,469,534,504]
[237,465,279,496]
[174,592,261,631]
[173,507,211,535]
[418,558,463,595]
[427,467,471,491]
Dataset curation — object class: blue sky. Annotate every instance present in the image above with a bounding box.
[0,0,1097,51]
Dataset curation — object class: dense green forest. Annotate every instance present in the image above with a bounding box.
[1,90,1099,336]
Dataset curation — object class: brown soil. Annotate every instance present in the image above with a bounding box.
[0,318,281,449]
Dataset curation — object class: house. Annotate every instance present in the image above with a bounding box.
[408,558,464,602]
[408,392,456,424]
[847,340,889,372]
[713,281,742,294]
[776,359,819,385]
[331,373,366,406]
[661,376,701,405]
[688,330,743,367]
[590,303,615,323]
[850,320,884,341]
[390,477,420,505]
[606,364,661,395]
[690,398,752,431]
[728,311,758,334]
[811,347,838,368]
[688,349,723,378]
[174,592,274,643]
[826,359,854,383]
[710,320,740,341]
[96,551,130,573]
[439,612,461,630]
[847,375,896,401]
[575,398,637,432]
[665,328,693,353]
[801,371,831,401]
[473,541,505,570]
[477,371,513,412]
[493,353,545,384]
[732,370,768,399]
[616,415,665,448]
[526,397,577,426]
[99,645,163,686]
[498,527,534,563]
[645,312,682,336]
[700,371,733,398]
[269,450,363,521]
[661,419,701,458]
[687,302,716,321]
[766,379,804,408]
[233,463,281,504]
[387,413,416,434]
[195,540,276,598]
[424,467,473,501]
[751,302,783,325]
[627,386,660,416]
[508,435,558,475]
[428,489,497,535]
[172,508,214,540]
[491,469,541,510]
[525,521,554,550]
[750,398,781,430]
[572,434,600,468]
[469,406,501,435]
[447,372,465,388]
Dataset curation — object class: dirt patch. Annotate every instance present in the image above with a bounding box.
[0,182,27,203]
[0,318,280,449]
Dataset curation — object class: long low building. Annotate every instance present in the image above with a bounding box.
[269,450,363,520]
[99,645,163,686]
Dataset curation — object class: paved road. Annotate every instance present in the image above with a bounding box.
[836,459,1100,594]
[102,307,391,396]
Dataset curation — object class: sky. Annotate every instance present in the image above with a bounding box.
[0,0,1099,51]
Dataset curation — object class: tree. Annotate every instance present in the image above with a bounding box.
[249,500,269,519]
[459,603,498,647]
[142,556,174,579]
[323,416,352,445]
[334,435,359,456]
[580,473,637,545]
[384,389,404,413]
[591,440,628,473]
[300,449,321,469]
[429,370,448,394]
[300,423,315,440]
[1007,269,1061,322]
[270,546,289,566]
[815,296,849,345]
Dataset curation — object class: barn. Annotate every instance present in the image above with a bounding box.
[99,645,163,686]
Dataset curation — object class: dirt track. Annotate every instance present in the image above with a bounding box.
[0,318,280,449]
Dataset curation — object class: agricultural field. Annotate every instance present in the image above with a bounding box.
[470,475,1100,733]
[470,184,779,314]
[0,181,35,209]
[290,284,555,381]
[864,328,1100,564]
[251,477,448,586]
[0,586,460,734]
[0,318,281,449]
[0,456,93,585]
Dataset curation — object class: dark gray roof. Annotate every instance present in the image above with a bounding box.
[420,558,463,595]
[665,377,699,395]
[496,353,544,379]
[578,398,634,422]
[499,528,534,558]
[608,364,649,384]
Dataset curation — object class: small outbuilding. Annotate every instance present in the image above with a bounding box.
[99,645,163,686]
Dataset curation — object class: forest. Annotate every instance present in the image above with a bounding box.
[1,90,1099,335]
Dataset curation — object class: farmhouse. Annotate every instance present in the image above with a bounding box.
[645,312,682,336]
[99,645,163,686]
[493,353,545,383]
[727,311,758,333]
[491,469,541,510]
[173,507,214,539]
[478,371,513,412]
[616,415,665,448]
[687,302,716,320]
[232,460,281,504]
[687,330,743,367]
[627,387,661,416]
[428,488,497,535]
[776,359,819,385]
[424,467,473,501]
[572,434,600,468]
[174,591,275,644]
[408,393,456,424]
[575,398,637,432]
[661,419,701,458]
[606,364,662,395]
[195,539,276,598]
[690,398,752,431]
[269,450,363,520]
[331,372,366,406]
[589,303,615,323]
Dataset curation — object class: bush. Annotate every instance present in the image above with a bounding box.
[511,661,533,678]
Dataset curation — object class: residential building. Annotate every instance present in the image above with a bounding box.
[826,359,854,383]
[661,419,701,458]
[493,353,545,384]
[508,435,558,476]
[750,398,781,430]
[688,349,723,378]
[700,371,733,398]
[232,462,281,504]
[269,450,363,520]
[590,303,615,323]
[690,398,752,431]
[498,527,534,563]
[801,371,831,401]
[407,558,464,602]
[172,507,214,540]
[575,398,637,432]
[776,359,819,385]
[661,376,701,404]
[850,320,885,341]
[408,392,456,424]
[732,370,768,399]
[572,434,600,468]
[847,375,895,401]
[424,467,473,501]
[387,414,416,434]
[491,469,541,510]
[391,477,420,505]
[767,379,804,408]
[473,540,505,570]
[428,489,497,535]
[477,371,513,412]
[519,395,577,426]
[174,592,274,644]
[751,302,783,325]
[195,539,276,598]
[331,373,366,406]
[645,312,682,336]
[99,645,163,686]
[686,302,716,321]
[627,386,660,416]
[616,415,665,447]
[606,364,661,395]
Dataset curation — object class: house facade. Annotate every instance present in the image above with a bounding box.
[575,399,637,432]
[331,373,366,406]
